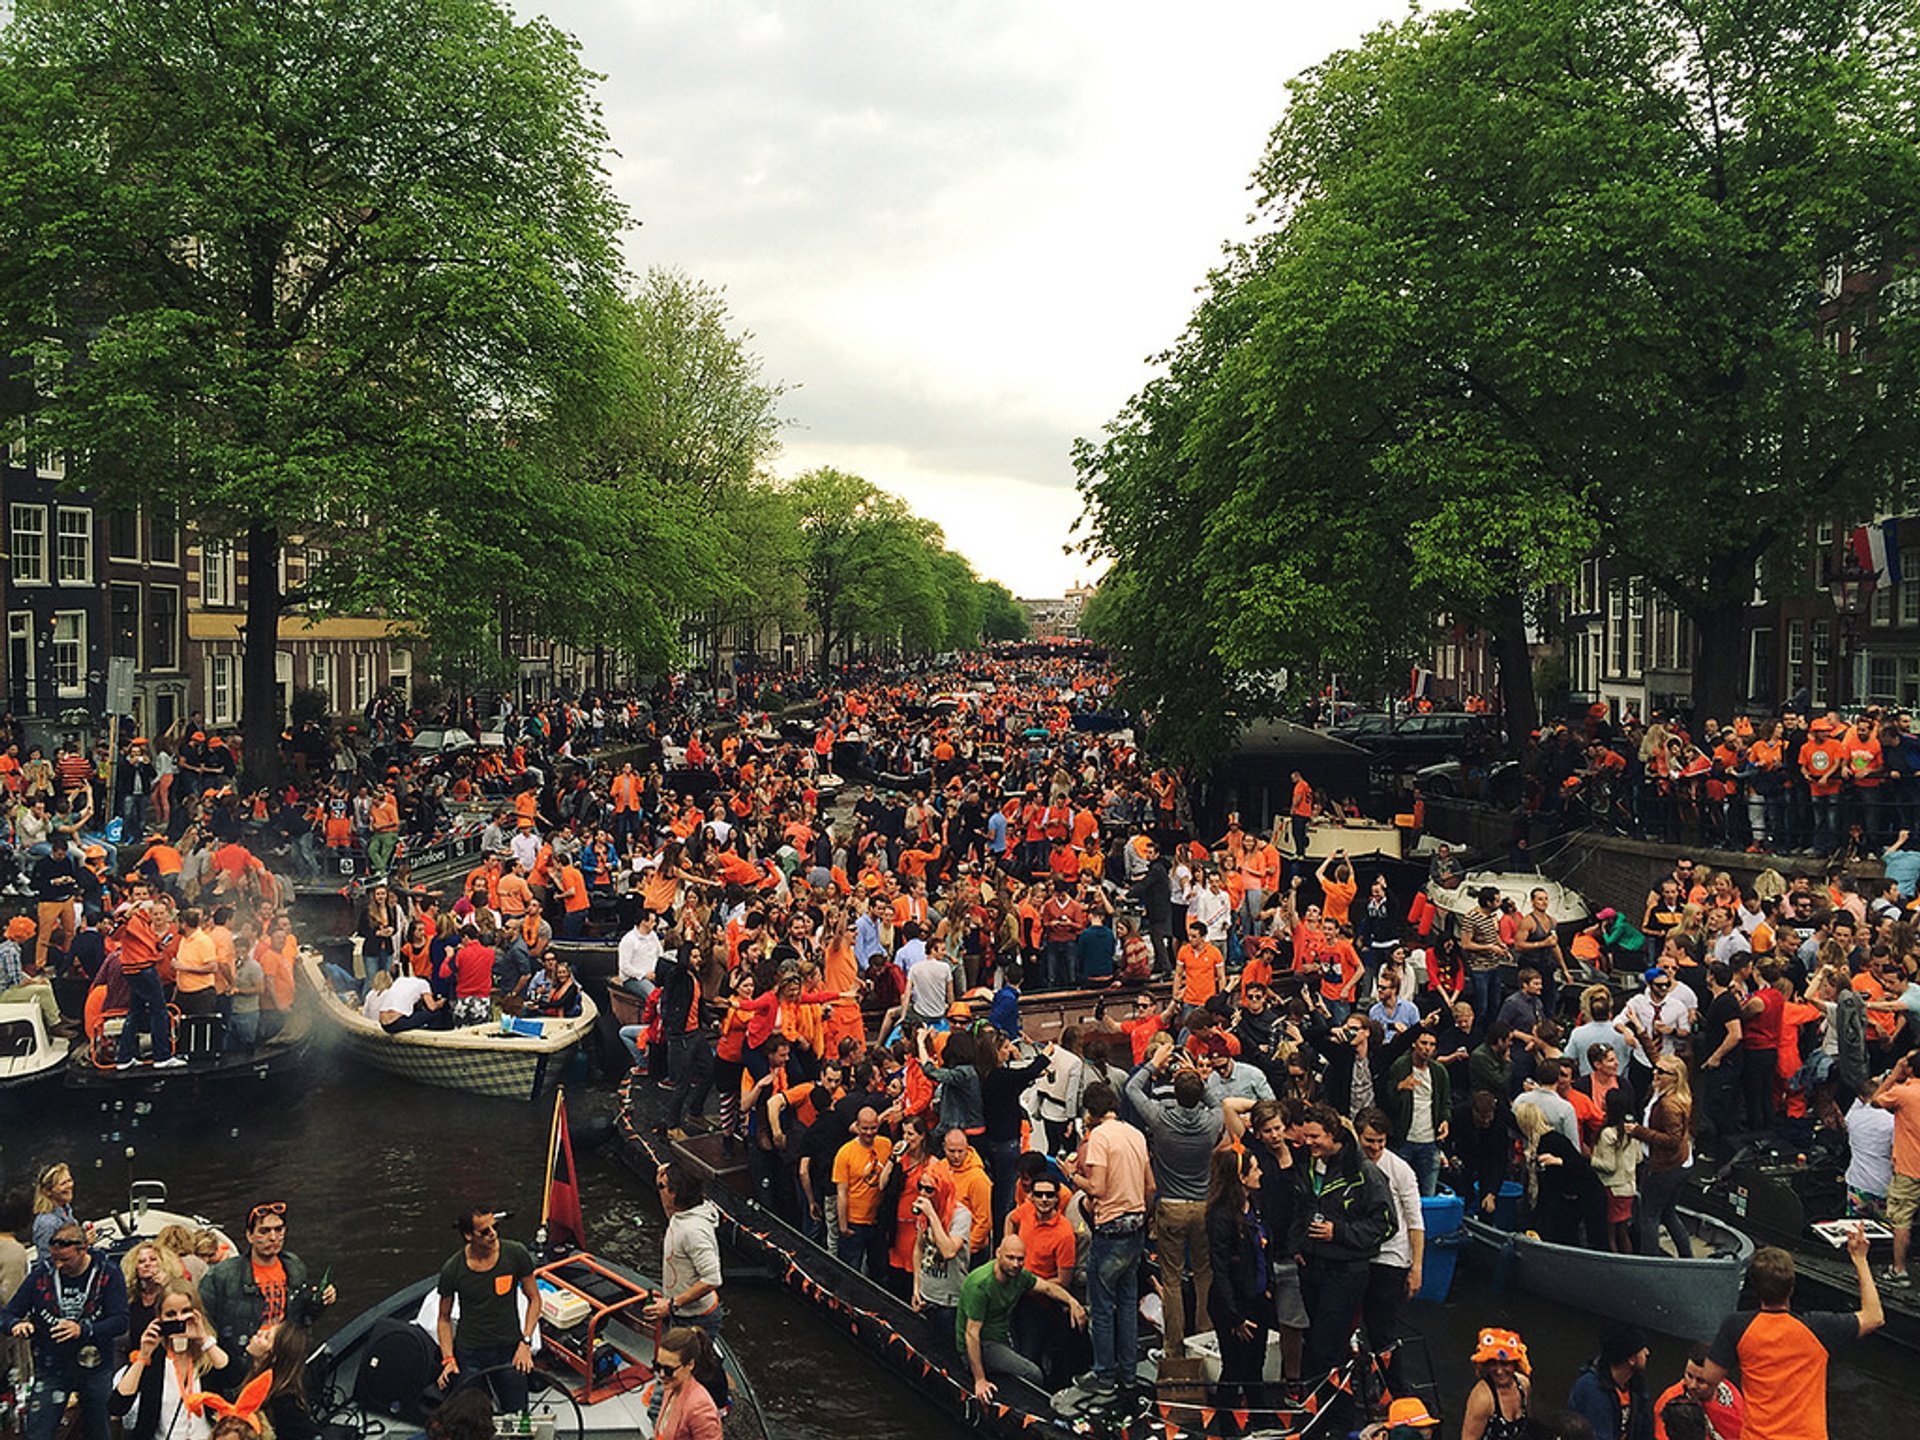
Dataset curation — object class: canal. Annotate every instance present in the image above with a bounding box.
[2,1062,1900,1439]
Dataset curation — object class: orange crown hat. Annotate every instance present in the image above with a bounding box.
[5,915,36,943]
[1733,716,1754,738]
[1470,1327,1531,1373]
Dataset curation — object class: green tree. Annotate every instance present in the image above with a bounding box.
[0,0,626,778]
[977,581,1031,641]
[1079,0,1920,751]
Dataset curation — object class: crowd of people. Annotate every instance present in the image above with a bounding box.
[12,654,1920,1440]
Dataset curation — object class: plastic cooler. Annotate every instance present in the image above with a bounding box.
[1415,1191,1465,1303]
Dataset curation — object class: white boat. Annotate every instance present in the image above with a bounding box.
[303,955,597,1102]
[0,1000,70,1091]
[84,1180,241,1260]
[1426,871,1591,924]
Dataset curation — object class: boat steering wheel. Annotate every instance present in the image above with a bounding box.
[449,1364,585,1440]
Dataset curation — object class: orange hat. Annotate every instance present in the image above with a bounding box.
[5,915,36,943]
[1470,1327,1530,1373]
[1386,1399,1439,1429]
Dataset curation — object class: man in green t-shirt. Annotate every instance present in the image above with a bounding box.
[957,1233,1085,1403]
[435,1207,541,1414]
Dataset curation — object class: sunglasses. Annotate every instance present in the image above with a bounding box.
[655,1359,684,1377]
[48,1238,83,1250]
[1031,1190,1059,1201]
[248,1202,286,1230]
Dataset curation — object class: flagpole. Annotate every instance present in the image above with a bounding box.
[541,1086,564,1231]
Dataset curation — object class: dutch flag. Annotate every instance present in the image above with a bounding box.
[1850,519,1903,588]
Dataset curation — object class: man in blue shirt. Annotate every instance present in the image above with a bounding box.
[853,895,888,973]
[1367,973,1421,1037]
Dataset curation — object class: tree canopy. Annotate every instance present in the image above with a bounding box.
[1076,0,1920,762]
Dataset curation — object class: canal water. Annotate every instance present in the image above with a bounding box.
[2,1064,1898,1439]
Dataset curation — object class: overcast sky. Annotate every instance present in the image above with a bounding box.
[516,1,1409,596]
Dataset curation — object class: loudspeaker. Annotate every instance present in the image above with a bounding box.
[352,1319,440,1421]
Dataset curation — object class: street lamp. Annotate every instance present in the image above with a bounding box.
[1828,552,1880,707]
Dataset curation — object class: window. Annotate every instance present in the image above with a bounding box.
[202,539,234,607]
[1607,582,1626,676]
[1628,580,1647,677]
[107,509,141,562]
[6,612,33,703]
[1870,656,1899,702]
[1576,559,1600,615]
[1812,621,1831,706]
[309,652,336,703]
[150,505,179,566]
[56,506,92,584]
[1872,578,1893,626]
[9,504,46,584]
[147,586,179,671]
[207,653,236,726]
[351,651,372,710]
[389,648,412,704]
[1901,551,1920,627]
[51,612,85,697]
[1585,631,1603,696]
[110,584,141,663]
[1787,618,1806,667]
[1904,658,1920,709]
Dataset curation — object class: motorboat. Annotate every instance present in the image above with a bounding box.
[0,999,71,1092]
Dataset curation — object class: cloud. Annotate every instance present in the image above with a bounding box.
[515,0,1409,592]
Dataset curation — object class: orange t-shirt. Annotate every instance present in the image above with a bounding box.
[1176,941,1222,1005]
[1290,780,1313,818]
[1321,876,1357,927]
[1005,1202,1077,1281]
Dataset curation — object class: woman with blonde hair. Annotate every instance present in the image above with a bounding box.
[1631,1057,1694,1257]
[111,1279,229,1440]
[30,1161,81,1253]
[120,1242,185,1365]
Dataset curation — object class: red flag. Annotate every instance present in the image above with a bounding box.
[544,1090,586,1252]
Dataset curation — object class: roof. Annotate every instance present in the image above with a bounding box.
[1228,718,1373,761]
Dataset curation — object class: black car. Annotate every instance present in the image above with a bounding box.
[1346,713,1500,772]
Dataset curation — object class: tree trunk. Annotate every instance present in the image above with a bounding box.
[241,520,284,789]
[1686,594,1748,726]
[1491,593,1537,747]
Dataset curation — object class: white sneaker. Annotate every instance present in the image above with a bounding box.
[116,1057,140,1070]
[153,1055,188,1069]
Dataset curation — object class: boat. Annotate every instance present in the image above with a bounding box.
[82,1178,241,1262]
[613,1072,1376,1440]
[306,1251,768,1440]
[1424,872,1591,924]
[66,1002,314,1091]
[0,999,71,1091]
[302,954,597,1102]
[1460,1207,1752,1338]
[1685,1148,1920,1351]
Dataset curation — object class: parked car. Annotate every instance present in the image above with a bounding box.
[1346,713,1500,772]
[1327,712,1397,744]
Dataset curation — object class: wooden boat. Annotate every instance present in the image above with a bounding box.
[307,1250,767,1440]
[0,999,71,1091]
[66,1002,314,1092]
[613,1073,1369,1440]
[303,954,596,1102]
[1461,1207,1752,1338]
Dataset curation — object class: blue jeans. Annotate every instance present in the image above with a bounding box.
[1811,795,1839,853]
[837,1222,876,1275]
[986,1138,1023,1231]
[1394,1139,1441,1197]
[120,964,173,1062]
[26,1365,112,1440]
[1088,1224,1144,1384]
[1301,1260,1370,1379]
[1468,968,1498,1027]
[454,1341,528,1414]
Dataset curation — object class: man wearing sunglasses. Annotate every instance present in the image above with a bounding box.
[436,1207,540,1415]
[2,1220,129,1440]
[200,1201,336,1392]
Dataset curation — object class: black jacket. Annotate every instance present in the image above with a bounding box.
[1285,1140,1395,1267]
[1206,1202,1277,1332]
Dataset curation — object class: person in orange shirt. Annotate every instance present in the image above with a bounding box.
[554,860,591,938]
[366,786,401,875]
[1288,770,1313,856]
[1316,852,1357,929]
[1319,923,1364,1021]
[1238,834,1281,950]
[111,891,183,1067]
[1175,920,1225,1007]
[1798,718,1848,853]
[1849,714,1890,847]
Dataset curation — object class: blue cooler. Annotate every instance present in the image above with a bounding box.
[1416,1191,1465,1303]
[1491,1180,1525,1230]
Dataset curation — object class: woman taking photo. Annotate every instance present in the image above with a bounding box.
[112,1280,229,1440]
[653,1325,724,1440]
[1632,1057,1695,1258]
[1204,1148,1274,1412]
